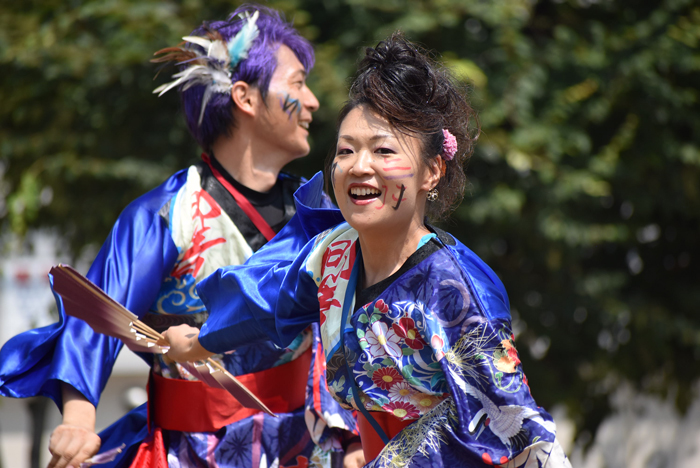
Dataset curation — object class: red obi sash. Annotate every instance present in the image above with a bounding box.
[129,347,312,467]
[358,411,415,462]
[151,347,311,433]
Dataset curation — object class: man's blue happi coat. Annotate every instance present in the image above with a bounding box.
[0,164,356,468]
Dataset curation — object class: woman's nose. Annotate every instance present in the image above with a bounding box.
[350,150,374,175]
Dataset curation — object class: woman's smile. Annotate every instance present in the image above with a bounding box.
[332,105,437,235]
[349,183,383,204]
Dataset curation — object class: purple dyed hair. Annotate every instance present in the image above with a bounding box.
[179,4,315,151]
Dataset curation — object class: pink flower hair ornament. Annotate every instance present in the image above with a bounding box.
[442,128,458,161]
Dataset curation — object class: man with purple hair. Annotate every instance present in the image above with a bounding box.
[0,4,363,468]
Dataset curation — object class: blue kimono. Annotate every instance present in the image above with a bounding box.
[196,172,572,468]
[0,161,356,468]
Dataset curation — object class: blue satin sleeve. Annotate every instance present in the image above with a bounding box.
[198,172,343,354]
[0,171,185,409]
[447,238,511,320]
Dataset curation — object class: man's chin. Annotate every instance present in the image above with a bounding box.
[291,145,311,160]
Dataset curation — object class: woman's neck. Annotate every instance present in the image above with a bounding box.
[357,218,430,288]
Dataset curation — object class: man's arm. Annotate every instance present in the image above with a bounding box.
[47,383,101,468]
[43,182,183,466]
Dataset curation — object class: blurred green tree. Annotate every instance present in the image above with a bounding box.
[1,0,698,445]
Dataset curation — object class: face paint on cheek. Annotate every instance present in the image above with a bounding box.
[384,173,414,180]
[383,165,412,172]
[392,184,407,210]
[375,185,388,210]
[279,94,301,119]
[382,159,414,180]
[331,162,338,189]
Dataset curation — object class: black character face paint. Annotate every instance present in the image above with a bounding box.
[392,184,406,210]
[280,94,301,119]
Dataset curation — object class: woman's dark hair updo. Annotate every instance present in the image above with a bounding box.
[332,32,479,221]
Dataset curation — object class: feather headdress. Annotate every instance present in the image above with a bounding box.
[152,11,260,125]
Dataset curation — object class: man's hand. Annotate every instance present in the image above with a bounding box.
[48,424,101,468]
[161,324,213,362]
[48,384,100,468]
[343,442,365,468]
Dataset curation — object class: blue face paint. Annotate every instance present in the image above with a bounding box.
[331,162,338,189]
[280,93,301,119]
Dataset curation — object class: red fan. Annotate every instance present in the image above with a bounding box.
[50,264,274,416]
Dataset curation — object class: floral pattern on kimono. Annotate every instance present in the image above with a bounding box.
[302,224,569,467]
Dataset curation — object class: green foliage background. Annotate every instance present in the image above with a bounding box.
[2,0,699,443]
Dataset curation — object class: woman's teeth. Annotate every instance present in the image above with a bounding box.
[350,187,381,199]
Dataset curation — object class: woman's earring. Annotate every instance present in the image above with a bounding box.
[427,188,439,202]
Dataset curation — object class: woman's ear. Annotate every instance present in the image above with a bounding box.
[422,156,445,191]
[231,81,260,118]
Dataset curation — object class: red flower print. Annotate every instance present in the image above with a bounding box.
[506,346,521,367]
[481,453,508,466]
[282,455,309,468]
[502,339,520,364]
[494,338,521,373]
[382,401,419,420]
[375,299,389,314]
[372,367,403,390]
[392,317,426,350]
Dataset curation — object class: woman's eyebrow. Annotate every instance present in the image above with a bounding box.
[338,134,395,141]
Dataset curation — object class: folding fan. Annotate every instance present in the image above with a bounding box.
[50,265,274,416]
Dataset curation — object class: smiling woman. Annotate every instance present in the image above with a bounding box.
[164,33,573,467]
[329,35,477,224]
[330,106,442,286]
